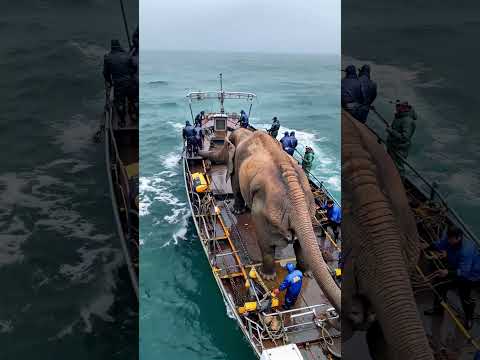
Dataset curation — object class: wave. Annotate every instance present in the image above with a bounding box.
[160,101,179,108]
[161,152,181,170]
[148,80,169,86]
[53,114,98,154]
[68,41,106,66]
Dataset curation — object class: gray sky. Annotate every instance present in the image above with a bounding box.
[141,0,340,54]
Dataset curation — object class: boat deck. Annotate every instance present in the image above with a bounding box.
[184,125,341,358]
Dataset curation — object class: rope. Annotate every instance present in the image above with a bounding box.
[416,265,480,351]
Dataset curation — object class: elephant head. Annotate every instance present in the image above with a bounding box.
[342,110,432,359]
[198,128,250,182]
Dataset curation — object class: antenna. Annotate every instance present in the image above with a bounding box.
[219,73,225,114]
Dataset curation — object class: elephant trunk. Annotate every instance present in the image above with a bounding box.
[282,164,341,312]
[356,196,433,359]
[198,141,228,163]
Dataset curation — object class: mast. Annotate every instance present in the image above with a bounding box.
[119,0,132,49]
[219,73,225,114]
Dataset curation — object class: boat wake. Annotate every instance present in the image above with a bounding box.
[140,149,190,248]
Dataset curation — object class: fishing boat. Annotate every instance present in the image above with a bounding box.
[182,76,342,359]
[104,86,139,300]
[361,109,480,358]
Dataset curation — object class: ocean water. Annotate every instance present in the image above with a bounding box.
[139,50,340,359]
[0,2,137,358]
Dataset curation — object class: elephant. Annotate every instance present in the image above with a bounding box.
[199,128,341,312]
[341,110,433,359]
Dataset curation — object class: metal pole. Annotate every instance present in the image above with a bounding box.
[248,103,252,118]
[189,103,194,122]
[371,107,390,127]
[219,73,224,113]
[119,0,132,49]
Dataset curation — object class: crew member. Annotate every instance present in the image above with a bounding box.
[289,131,298,152]
[386,101,417,177]
[268,117,280,138]
[321,199,342,240]
[341,64,364,121]
[195,111,205,127]
[424,226,480,329]
[357,64,377,123]
[182,121,196,156]
[103,40,132,127]
[282,131,297,156]
[302,146,315,174]
[280,131,290,152]
[128,27,139,122]
[273,263,303,310]
[239,110,249,128]
[194,123,204,151]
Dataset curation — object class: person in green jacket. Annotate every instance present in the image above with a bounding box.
[386,101,417,177]
[302,146,315,174]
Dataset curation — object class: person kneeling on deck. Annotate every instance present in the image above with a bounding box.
[239,110,249,128]
[194,111,205,127]
[194,123,204,151]
[302,146,315,174]
[182,121,196,156]
[273,263,303,310]
[321,199,341,241]
[424,225,480,329]
[267,116,280,138]
[386,101,416,177]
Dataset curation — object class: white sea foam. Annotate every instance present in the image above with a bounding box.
[68,41,106,66]
[0,320,13,334]
[53,114,98,154]
[164,207,188,224]
[161,152,181,170]
[161,211,190,248]
[168,121,185,131]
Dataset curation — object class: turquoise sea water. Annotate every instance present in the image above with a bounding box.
[0,1,138,358]
[139,50,340,360]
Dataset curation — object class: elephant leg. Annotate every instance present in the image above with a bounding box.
[366,321,391,360]
[293,240,308,274]
[231,175,246,214]
[259,241,276,280]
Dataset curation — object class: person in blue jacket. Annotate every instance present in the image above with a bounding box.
[321,199,342,240]
[288,131,298,155]
[274,263,303,310]
[424,225,480,329]
[280,131,291,152]
[357,64,377,123]
[341,64,364,121]
[239,110,249,128]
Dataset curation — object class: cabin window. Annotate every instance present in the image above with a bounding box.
[215,118,226,131]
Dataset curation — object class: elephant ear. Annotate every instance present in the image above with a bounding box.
[226,141,235,182]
